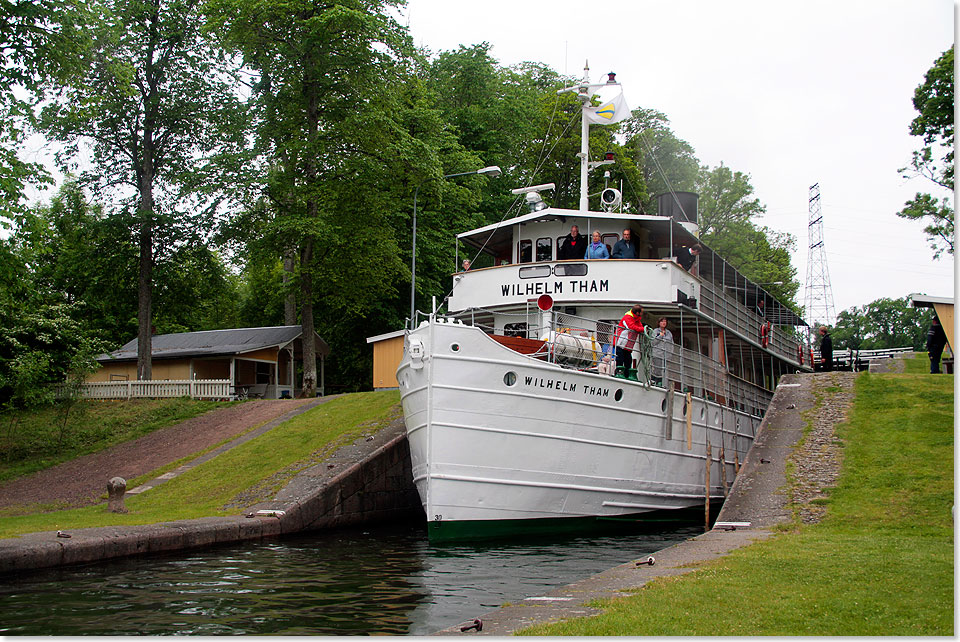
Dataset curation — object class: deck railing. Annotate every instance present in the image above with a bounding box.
[66,379,232,400]
[450,308,774,415]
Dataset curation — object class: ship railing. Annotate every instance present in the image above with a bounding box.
[475,307,773,415]
[698,280,800,361]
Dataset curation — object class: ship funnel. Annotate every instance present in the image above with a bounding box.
[656,191,699,236]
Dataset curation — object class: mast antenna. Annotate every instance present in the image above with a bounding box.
[803,183,836,331]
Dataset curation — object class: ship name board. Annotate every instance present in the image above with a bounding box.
[524,375,610,398]
[501,280,609,297]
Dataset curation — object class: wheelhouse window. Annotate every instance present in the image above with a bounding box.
[602,233,619,255]
[518,239,532,263]
[519,265,552,279]
[554,263,588,277]
[536,237,552,262]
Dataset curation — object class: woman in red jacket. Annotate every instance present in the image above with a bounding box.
[613,305,645,372]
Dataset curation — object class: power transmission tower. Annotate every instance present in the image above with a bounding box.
[803,183,836,337]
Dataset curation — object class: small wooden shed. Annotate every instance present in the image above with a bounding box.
[366,329,404,390]
[91,326,330,398]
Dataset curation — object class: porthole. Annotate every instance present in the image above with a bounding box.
[700,407,705,420]
[450,343,461,352]
[714,412,721,425]
[615,388,623,402]
[661,398,667,412]
[503,371,517,387]
[682,401,688,415]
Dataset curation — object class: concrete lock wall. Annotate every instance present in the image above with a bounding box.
[0,418,423,575]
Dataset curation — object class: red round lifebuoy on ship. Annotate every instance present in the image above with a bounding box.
[797,344,804,365]
[760,323,769,348]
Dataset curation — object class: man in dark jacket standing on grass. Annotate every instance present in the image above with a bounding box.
[926,316,947,374]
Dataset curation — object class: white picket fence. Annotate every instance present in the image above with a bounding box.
[69,379,232,400]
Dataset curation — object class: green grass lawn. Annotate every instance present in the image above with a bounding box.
[0,397,231,483]
[0,391,400,538]
[520,359,953,636]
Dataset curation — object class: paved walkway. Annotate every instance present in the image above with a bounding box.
[125,396,336,498]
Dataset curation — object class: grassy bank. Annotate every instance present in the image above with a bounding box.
[521,362,953,636]
[0,398,231,483]
[0,391,401,538]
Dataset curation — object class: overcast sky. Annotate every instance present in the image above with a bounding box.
[402,0,955,321]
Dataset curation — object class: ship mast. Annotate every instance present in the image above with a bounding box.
[558,62,619,212]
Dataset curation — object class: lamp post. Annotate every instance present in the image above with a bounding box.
[410,165,501,323]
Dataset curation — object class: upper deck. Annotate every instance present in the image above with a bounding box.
[448,206,807,364]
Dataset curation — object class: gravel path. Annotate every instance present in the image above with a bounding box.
[788,371,857,524]
[0,399,316,513]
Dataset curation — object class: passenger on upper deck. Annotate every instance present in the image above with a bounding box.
[558,225,587,260]
[586,230,609,259]
[461,259,471,271]
[676,243,702,272]
[611,228,638,259]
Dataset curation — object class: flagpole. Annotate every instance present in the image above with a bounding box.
[556,62,624,214]
[578,63,591,213]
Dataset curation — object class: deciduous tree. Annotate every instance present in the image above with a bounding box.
[39,0,244,380]
[897,46,954,259]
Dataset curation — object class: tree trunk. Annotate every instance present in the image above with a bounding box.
[136,213,153,381]
[136,140,155,381]
[299,240,316,397]
[283,246,297,325]
[298,55,320,398]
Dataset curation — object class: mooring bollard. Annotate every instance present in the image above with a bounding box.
[107,477,127,513]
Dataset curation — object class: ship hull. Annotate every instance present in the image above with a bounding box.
[397,320,760,542]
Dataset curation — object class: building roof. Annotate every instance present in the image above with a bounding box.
[97,326,330,362]
[366,329,405,344]
[909,293,954,308]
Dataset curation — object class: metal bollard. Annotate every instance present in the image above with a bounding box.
[107,477,127,513]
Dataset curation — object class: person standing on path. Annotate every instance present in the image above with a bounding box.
[818,325,833,372]
[926,316,948,374]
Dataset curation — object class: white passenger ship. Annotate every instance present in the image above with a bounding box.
[397,66,809,541]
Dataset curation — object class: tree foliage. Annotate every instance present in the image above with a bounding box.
[695,164,800,306]
[620,108,698,213]
[3,4,808,397]
[831,296,934,351]
[897,46,954,259]
[39,0,245,379]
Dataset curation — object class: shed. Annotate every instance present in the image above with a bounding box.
[366,329,404,390]
[909,294,954,351]
[91,326,330,398]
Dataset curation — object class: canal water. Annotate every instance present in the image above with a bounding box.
[0,518,700,635]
